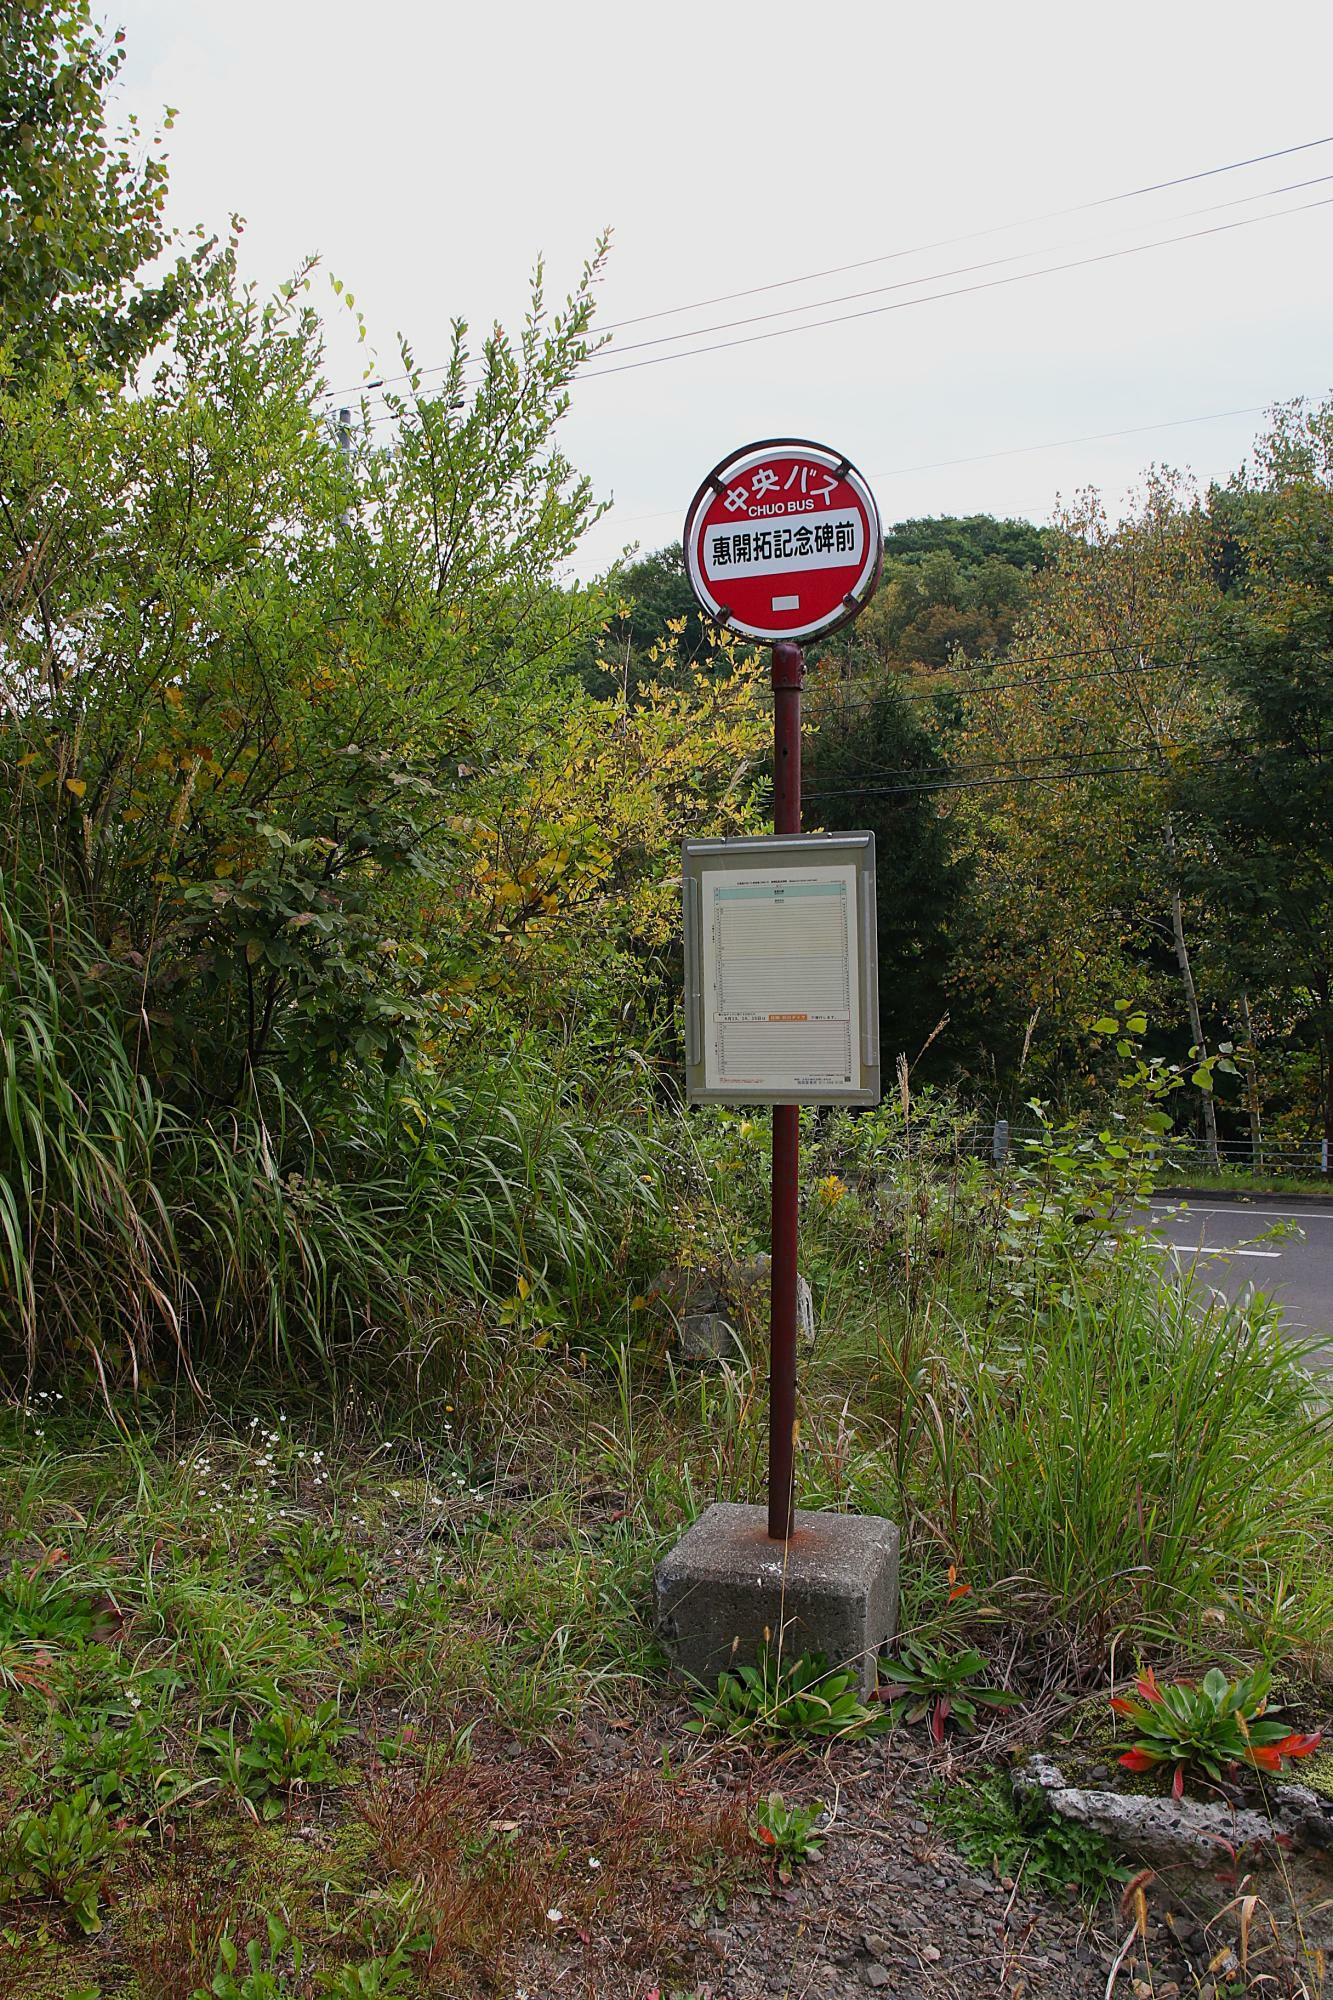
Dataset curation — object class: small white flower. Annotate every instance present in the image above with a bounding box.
[546,1908,562,1923]
[587,1856,601,1869]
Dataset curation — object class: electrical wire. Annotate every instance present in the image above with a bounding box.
[593,135,1333,334]
[802,735,1326,799]
[344,190,1332,443]
[316,132,1333,405]
[802,736,1226,786]
[576,193,1333,381]
[807,656,1205,713]
[338,168,1333,416]
[804,753,1230,801]
[575,171,1333,367]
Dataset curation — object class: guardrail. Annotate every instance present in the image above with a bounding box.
[970,1120,1329,1179]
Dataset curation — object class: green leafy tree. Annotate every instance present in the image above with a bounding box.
[953,474,1231,1137]
[826,515,1052,673]
[1,0,200,381]
[1180,399,1333,1145]
[568,541,710,697]
[0,236,613,1100]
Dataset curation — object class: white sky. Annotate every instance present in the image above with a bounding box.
[114,0,1333,578]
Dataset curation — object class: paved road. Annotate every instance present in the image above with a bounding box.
[1137,1198,1333,1362]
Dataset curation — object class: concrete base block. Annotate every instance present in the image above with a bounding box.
[654,1501,900,1697]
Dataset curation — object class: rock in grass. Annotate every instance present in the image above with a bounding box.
[676,1311,743,1365]
[1014,1753,1333,1868]
[651,1257,815,1364]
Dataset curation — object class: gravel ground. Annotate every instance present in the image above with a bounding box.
[688,1739,1120,2000]
[508,1710,1329,2000]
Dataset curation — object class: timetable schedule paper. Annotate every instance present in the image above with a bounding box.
[700,864,861,1093]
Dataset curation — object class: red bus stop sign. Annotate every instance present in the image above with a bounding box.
[683,437,881,645]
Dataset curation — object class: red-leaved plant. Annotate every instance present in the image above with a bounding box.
[1111,1664,1321,1798]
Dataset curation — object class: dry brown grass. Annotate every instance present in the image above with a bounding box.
[355,1746,756,1994]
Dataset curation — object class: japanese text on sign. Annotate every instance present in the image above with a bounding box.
[683,437,881,646]
[703,512,862,577]
[721,460,843,515]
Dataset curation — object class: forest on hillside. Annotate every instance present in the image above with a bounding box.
[586,489,1332,1166]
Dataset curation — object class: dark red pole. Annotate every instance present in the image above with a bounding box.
[768,638,804,1541]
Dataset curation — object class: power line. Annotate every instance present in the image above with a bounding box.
[349,190,1331,446]
[348,186,1331,440]
[804,737,1224,788]
[804,754,1229,802]
[803,734,1326,800]
[341,169,1333,417]
[316,133,1333,405]
[780,642,1128,683]
[808,653,1205,712]
[576,193,1333,381]
[351,192,1331,430]
[593,135,1333,334]
[581,171,1333,366]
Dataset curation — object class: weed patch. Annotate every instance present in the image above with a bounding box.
[927,1769,1128,1905]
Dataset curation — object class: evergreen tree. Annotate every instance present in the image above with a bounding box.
[805,675,972,1075]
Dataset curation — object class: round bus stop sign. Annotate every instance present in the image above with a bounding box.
[683,438,881,645]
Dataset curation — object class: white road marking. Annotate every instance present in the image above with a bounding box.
[1150,1204,1333,1222]
[1165,1244,1281,1258]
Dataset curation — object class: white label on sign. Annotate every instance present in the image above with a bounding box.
[699,864,861,1092]
[703,510,863,580]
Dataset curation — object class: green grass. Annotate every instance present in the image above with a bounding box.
[2,1181,1332,1987]
[3,932,1333,1986]
[0,1391,751,1993]
[0,873,669,1393]
[1153,1168,1332,1197]
[925,1769,1127,1904]
[865,1254,1333,1652]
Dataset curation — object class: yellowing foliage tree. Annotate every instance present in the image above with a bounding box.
[434,621,770,1039]
[954,472,1229,1153]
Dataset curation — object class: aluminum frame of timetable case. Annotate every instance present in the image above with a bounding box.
[681,832,881,1107]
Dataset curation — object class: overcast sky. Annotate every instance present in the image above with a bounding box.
[113,0,1333,578]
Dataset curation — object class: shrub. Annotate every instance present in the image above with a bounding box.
[928,1771,1127,1904]
[751,1793,826,1881]
[1,1786,131,1933]
[869,1241,1333,1649]
[878,1637,1019,1741]
[203,1689,346,1818]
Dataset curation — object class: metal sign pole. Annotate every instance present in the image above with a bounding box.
[768,638,804,1541]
